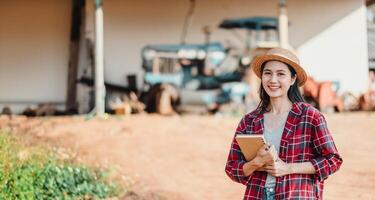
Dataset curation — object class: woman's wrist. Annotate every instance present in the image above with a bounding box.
[251,157,265,168]
[243,157,264,176]
[286,163,294,174]
[286,162,315,175]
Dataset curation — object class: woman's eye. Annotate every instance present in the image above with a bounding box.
[278,73,285,76]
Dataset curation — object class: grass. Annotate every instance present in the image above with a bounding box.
[0,131,124,200]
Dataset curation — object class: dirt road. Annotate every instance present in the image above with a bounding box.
[1,112,375,199]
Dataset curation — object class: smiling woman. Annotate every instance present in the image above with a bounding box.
[225,48,342,200]
[261,61,296,98]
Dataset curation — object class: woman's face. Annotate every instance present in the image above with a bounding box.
[261,61,296,99]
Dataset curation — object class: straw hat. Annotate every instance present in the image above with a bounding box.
[251,47,307,86]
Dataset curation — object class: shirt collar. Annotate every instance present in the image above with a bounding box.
[251,101,303,121]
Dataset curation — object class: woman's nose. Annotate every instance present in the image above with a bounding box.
[270,74,278,82]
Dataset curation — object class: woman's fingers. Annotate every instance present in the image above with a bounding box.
[264,162,285,177]
[258,145,268,154]
[264,166,279,176]
[257,145,280,165]
[263,164,275,170]
[257,166,266,171]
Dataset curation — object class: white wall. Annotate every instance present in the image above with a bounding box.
[83,0,367,94]
[290,1,368,95]
[0,0,71,112]
[92,0,276,87]
[0,0,368,113]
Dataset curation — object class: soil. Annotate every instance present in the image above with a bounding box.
[0,112,374,199]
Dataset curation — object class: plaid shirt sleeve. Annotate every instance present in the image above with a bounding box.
[310,114,343,182]
[225,116,251,185]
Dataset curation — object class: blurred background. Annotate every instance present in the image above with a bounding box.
[0,0,374,199]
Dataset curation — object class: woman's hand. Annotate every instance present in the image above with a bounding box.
[255,144,277,166]
[243,145,276,176]
[263,158,291,177]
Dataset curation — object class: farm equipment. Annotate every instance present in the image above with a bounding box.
[140,17,280,114]
[303,76,344,113]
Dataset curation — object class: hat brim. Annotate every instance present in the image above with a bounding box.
[251,54,307,86]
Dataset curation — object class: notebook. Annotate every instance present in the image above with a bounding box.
[235,134,266,161]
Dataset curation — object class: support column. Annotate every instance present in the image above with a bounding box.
[94,0,105,118]
[66,0,85,113]
[278,0,289,48]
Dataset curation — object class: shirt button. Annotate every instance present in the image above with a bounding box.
[269,188,274,192]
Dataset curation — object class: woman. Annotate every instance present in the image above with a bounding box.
[225,48,342,200]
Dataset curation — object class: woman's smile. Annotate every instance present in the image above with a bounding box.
[267,85,281,90]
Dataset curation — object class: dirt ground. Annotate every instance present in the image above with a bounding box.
[1,112,375,200]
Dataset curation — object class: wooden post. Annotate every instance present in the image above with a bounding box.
[66,0,85,113]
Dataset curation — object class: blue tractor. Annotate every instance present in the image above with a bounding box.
[141,17,279,114]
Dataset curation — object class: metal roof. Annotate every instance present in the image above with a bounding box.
[218,16,278,30]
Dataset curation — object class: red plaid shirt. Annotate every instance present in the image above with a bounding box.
[225,102,342,200]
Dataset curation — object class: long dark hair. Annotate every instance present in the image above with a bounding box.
[257,62,305,113]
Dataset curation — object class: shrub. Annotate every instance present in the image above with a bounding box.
[0,132,122,200]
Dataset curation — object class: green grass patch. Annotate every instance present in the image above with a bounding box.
[0,131,123,200]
